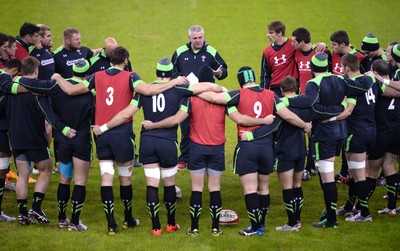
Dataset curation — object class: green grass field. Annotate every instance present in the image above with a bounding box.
[1,1,400,250]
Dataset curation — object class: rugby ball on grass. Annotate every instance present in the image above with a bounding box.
[175,186,182,199]
[219,209,239,225]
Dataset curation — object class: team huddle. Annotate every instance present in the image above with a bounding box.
[0,20,399,236]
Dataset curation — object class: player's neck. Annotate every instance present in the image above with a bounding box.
[302,43,312,52]
[347,71,361,78]
[313,71,328,77]
[283,91,296,98]
[275,37,287,46]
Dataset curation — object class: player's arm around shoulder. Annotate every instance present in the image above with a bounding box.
[51,73,89,95]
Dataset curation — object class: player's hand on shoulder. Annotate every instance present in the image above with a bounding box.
[172,76,189,85]
[51,73,62,81]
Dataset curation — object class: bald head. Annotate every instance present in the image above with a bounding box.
[104,37,118,57]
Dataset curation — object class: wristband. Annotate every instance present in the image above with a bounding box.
[100,124,109,133]
[329,116,337,122]
[62,126,71,136]
[383,79,390,85]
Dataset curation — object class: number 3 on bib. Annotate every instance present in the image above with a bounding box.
[106,87,114,106]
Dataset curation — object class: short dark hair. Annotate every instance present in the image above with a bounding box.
[371,59,390,76]
[19,22,40,37]
[21,56,40,75]
[7,35,16,47]
[330,30,350,46]
[4,59,21,72]
[63,27,79,40]
[280,76,298,93]
[0,33,8,46]
[268,20,285,36]
[110,46,129,65]
[341,53,359,72]
[292,27,311,44]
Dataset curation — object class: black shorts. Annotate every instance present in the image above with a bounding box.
[13,147,51,163]
[276,157,305,173]
[369,128,400,160]
[57,140,93,162]
[96,132,134,163]
[139,136,178,168]
[233,142,274,175]
[313,139,344,160]
[0,131,11,152]
[188,141,225,171]
[345,132,376,154]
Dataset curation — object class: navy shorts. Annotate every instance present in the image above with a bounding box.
[139,136,178,168]
[188,141,225,172]
[96,132,134,163]
[57,140,93,162]
[233,142,274,175]
[313,139,344,160]
[345,132,376,154]
[276,157,305,173]
[369,128,400,160]
[0,131,11,152]
[13,147,51,163]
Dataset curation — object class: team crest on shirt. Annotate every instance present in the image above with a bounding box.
[273,54,287,65]
[201,55,206,62]
[334,63,343,74]
[299,61,310,70]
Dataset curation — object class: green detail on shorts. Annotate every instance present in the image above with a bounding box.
[331,202,337,211]
[363,36,378,45]
[52,45,64,54]
[188,84,194,91]
[206,45,217,57]
[233,146,240,174]
[314,142,320,160]
[90,142,94,161]
[133,79,144,88]
[176,45,189,58]
[62,126,71,136]
[281,97,289,107]
[130,137,135,160]
[386,185,396,196]
[274,158,278,171]
[246,132,254,141]
[227,106,237,115]
[46,147,52,158]
[276,101,285,111]
[345,134,353,152]
[347,98,356,105]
